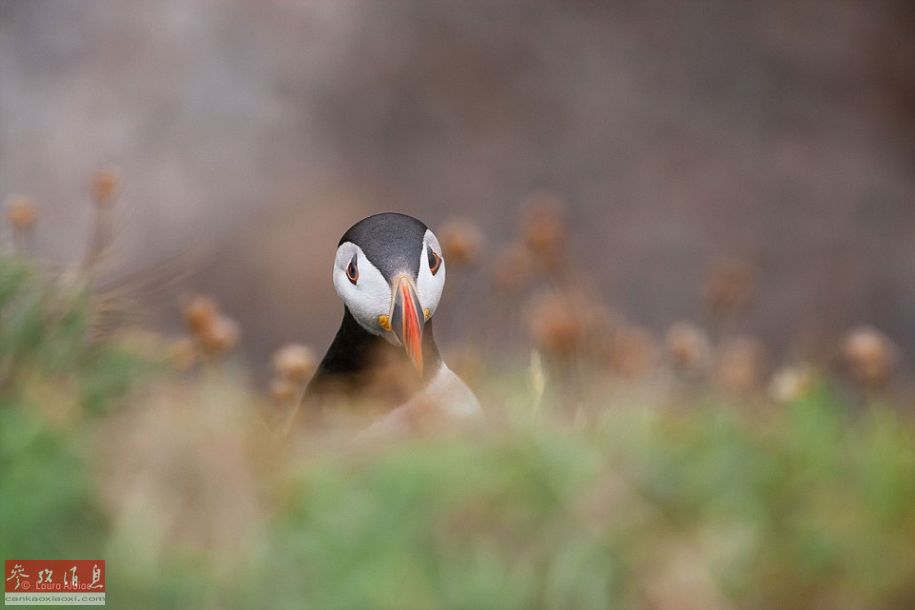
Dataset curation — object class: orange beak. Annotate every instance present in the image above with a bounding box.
[389,275,425,376]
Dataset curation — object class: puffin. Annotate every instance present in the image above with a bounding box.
[302,212,480,429]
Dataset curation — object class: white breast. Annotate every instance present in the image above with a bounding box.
[414,364,481,418]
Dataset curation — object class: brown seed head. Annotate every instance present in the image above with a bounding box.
[90,168,120,207]
[183,296,219,335]
[272,344,317,382]
[526,291,595,357]
[362,348,425,407]
[439,219,483,267]
[842,326,896,388]
[6,195,38,231]
[490,243,533,292]
[703,258,757,318]
[197,315,239,355]
[607,325,657,379]
[268,377,298,404]
[665,322,712,374]
[519,191,566,268]
[715,337,766,393]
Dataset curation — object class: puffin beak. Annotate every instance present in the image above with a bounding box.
[390,275,425,376]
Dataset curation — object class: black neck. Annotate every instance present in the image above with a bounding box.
[308,307,441,392]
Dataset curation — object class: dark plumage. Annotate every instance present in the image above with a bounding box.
[305,307,441,396]
[337,212,428,281]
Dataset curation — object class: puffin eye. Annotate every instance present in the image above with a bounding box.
[346,254,359,284]
[428,247,442,275]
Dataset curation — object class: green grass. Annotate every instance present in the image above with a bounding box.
[1,255,914,609]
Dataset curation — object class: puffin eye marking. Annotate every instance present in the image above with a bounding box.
[428,247,442,275]
[346,254,359,284]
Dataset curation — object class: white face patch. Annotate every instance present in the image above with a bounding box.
[416,229,446,318]
[333,242,391,336]
[333,228,446,338]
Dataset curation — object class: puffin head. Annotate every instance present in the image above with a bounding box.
[332,213,446,376]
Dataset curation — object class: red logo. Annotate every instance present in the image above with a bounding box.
[5,560,105,593]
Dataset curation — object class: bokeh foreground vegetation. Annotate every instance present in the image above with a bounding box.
[1,252,915,610]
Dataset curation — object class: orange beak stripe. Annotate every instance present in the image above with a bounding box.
[397,277,424,376]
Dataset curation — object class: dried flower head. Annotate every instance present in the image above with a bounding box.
[607,325,657,379]
[715,337,766,393]
[439,219,483,268]
[183,295,219,335]
[268,377,298,404]
[526,291,600,357]
[490,243,533,292]
[197,315,240,355]
[90,168,120,207]
[6,195,38,231]
[703,258,757,318]
[519,191,566,269]
[362,348,425,407]
[272,344,316,382]
[182,295,239,356]
[768,364,815,403]
[842,326,896,388]
[665,322,712,375]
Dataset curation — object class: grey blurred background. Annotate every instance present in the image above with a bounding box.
[2,0,914,370]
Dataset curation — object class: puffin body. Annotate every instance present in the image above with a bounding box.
[304,213,480,425]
